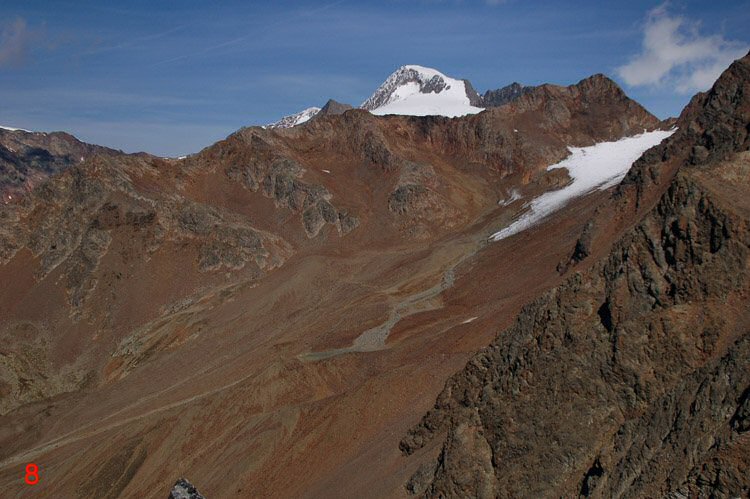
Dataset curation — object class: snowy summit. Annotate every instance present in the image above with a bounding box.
[266,65,486,128]
[361,65,484,117]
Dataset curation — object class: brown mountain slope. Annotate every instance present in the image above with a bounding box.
[0,128,123,203]
[0,75,660,497]
[401,52,750,498]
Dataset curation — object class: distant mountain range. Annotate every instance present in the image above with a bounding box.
[267,64,534,128]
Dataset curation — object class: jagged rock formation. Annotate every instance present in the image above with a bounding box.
[401,52,750,498]
[209,129,359,237]
[168,478,205,499]
[463,79,484,107]
[480,82,534,107]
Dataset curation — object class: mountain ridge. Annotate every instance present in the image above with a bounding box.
[0,61,668,497]
[0,128,123,203]
[267,65,661,133]
[400,50,750,499]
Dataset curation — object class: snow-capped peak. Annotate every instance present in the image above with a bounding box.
[360,65,484,118]
[263,64,484,128]
[266,107,321,129]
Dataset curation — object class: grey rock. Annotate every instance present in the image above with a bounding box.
[480,82,534,107]
[315,99,354,118]
[463,79,483,107]
[168,478,205,499]
[388,184,428,215]
[303,203,326,237]
[337,210,360,235]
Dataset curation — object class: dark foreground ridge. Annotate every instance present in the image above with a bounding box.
[401,51,750,498]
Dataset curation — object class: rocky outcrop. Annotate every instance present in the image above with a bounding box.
[219,132,360,237]
[480,82,533,107]
[623,51,750,202]
[314,99,353,118]
[464,79,484,107]
[0,128,119,200]
[388,162,463,239]
[401,52,750,498]
[168,478,205,499]
[0,322,90,416]
[174,199,289,271]
[0,154,291,317]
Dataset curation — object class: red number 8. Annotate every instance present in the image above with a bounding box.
[24,463,39,485]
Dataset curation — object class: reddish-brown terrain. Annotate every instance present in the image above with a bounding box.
[1,55,746,499]
[402,52,750,498]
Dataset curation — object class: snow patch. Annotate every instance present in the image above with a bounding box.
[490,129,676,242]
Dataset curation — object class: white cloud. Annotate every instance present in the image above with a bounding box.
[617,4,748,93]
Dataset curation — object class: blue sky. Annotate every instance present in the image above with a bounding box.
[1,0,748,156]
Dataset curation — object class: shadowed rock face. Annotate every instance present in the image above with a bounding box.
[401,52,750,498]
